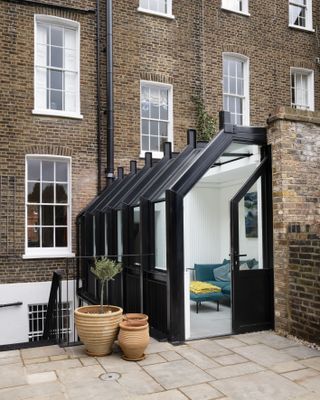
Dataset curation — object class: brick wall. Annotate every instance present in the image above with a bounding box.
[267,106,320,344]
[112,0,320,169]
[0,0,98,283]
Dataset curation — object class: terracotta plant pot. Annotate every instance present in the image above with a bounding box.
[74,305,123,357]
[118,320,150,361]
[123,313,149,324]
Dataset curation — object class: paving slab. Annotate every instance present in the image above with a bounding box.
[65,380,130,400]
[159,351,183,361]
[138,353,167,366]
[206,361,265,379]
[214,338,246,349]
[175,347,220,369]
[254,334,297,350]
[131,389,188,400]
[145,341,175,354]
[0,349,20,359]
[296,375,320,393]
[282,368,320,382]
[26,358,82,374]
[0,364,27,388]
[98,353,142,373]
[211,370,309,400]
[64,345,87,359]
[301,356,320,371]
[180,383,223,400]
[21,346,66,360]
[236,333,262,345]
[80,357,99,366]
[0,356,23,366]
[56,364,105,385]
[280,346,320,360]
[0,381,64,400]
[214,354,248,366]
[233,344,296,367]
[144,359,212,390]
[27,371,57,385]
[118,370,164,395]
[270,360,306,374]
[188,339,232,358]
[24,356,50,365]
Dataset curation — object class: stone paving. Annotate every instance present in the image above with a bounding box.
[0,331,320,399]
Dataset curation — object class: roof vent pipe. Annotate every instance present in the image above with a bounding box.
[187,129,197,148]
[106,0,115,186]
[130,160,137,174]
[144,152,153,168]
[117,167,124,179]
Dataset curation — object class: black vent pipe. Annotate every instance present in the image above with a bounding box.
[106,0,115,185]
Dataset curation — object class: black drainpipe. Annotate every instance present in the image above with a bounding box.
[106,0,115,186]
[96,0,102,193]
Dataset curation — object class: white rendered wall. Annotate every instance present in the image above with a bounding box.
[0,280,76,345]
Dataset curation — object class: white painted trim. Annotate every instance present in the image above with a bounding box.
[34,15,81,117]
[221,7,250,17]
[137,7,175,20]
[222,52,250,126]
[24,155,73,258]
[140,80,174,156]
[288,24,315,33]
[221,0,249,15]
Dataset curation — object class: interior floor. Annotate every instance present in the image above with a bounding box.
[190,301,231,339]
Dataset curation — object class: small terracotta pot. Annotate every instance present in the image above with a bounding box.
[123,313,148,323]
[118,320,149,361]
[74,305,123,357]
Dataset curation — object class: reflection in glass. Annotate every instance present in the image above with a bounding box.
[28,159,41,181]
[28,227,40,247]
[56,184,68,203]
[42,205,54,225]
[154,202,166,270]
[42,183,54,203]
[27,205,39,226]
[42,161,54,181]
[56,161,68,182]
[56,206,67,225]
[28,182,40,203]
[56,227,67,247]
[42,227,54,247]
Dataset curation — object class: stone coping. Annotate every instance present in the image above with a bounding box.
[268,106,320,125]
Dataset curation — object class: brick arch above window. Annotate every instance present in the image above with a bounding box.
[140,72,174,85]
[290,59,315,71]
[24,145,73,157]
[222,45,249,58]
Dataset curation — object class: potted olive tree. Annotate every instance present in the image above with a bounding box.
[74,257,123,356]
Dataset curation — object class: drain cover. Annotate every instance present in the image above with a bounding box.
[99,372,121,381]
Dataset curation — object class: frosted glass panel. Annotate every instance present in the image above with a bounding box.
[154,202,166,270]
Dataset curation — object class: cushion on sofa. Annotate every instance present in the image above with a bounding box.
[213,262,231,281]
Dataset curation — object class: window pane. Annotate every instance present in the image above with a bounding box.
[42,206,54,225]
[42,161,54,181]
[229,60,236,77]
[56,162,68,182]
[42,183,54,203]
[160,89,168,120]
[28,182,40,203]
[28,227,40,247]
[142,119,149,135]
[56,206,67,225]
[51,27,63,47]
[65,49,76,71]
[50,46,63,68]
[56,227,67,247]
[150,87,160,119]
[50,70,63,90]
[230,77,237,94]
[142,135,149,151]
[140,0,148,8]
[65,28,76,49]
[37,24,48,45]
[65,92,76,112]
[159,121,168,137]
[150,120,158,136]
[65,72,76,93]
[50,90,63,110]
[141,86,149,118]
[154,202,166,270]
[36,44,47,67]
[150,136,159,151]
[42,227,54,247]
[28,159,41,181]
[27,205,40,225]
[56,184,68,203]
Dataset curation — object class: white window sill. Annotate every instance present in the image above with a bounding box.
[137,7,175,20]
[32,110,83,120]
[221,7,250,17]
[22,252,75,260]
[140,151,164,159]
[289,24,315,33]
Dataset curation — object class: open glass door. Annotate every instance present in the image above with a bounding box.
[230,151,274,333]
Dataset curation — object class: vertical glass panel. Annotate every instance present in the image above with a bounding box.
[133,207,140,263]
[142,119,149,135]
[28,227,40,247]
[50,70,63,90]
[42,161,54,181]
[154,201,166,270]
[229,60,236,77]
[230,77,236,94]
[223,76,229,93]
[56,206,67,225]
[50,90,63,110]
[160,89,168,120]
[150,136,158,151]
[141,86,149,118]
[42,227,54,247]
[27,205,40,225]
[56,162,68,182]
[42,205,54,225]
[56,184,68,203]
[28,182,40,203]
[117,211,123,262]
[42,183,54,203]
[28,159,41,181]
[150,120,158,136]
[150,87,159,119]
[238,178,263,270]
[50,46,63,68]
[51,27,63,47]
[56,227,67,247]
[142,135,149,151]
[159,121,168,137]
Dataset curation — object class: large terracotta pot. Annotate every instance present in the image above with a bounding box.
[74,305,123,357]
[118,320,150,361]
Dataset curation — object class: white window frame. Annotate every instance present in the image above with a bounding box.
[140,80,173,159]
[290,67,314,111]
[138,0,174,19]
[33,15,82,119]
[289,0,314,32]
[23,155,74,259]
[223,53,250,126]
[221,0,250,16]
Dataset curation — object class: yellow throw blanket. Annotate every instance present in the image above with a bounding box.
[190,281,221,294]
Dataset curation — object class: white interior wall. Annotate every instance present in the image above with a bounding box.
[0,280,75,345]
